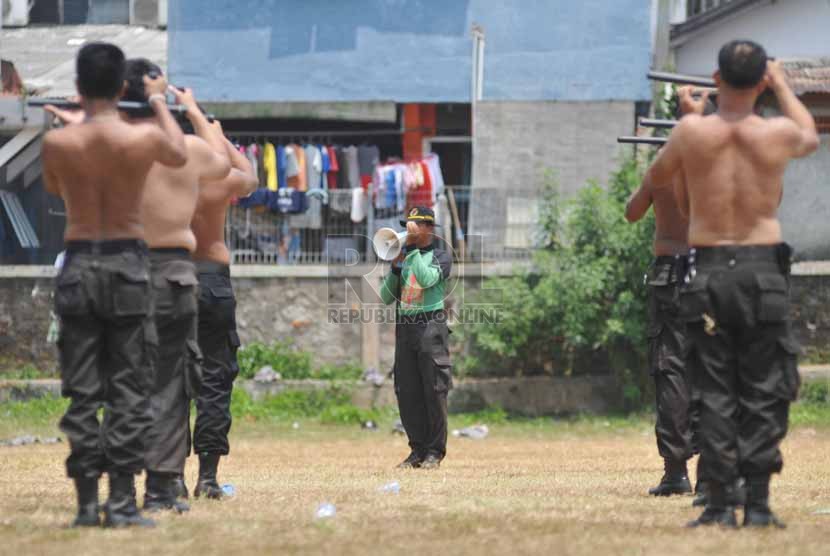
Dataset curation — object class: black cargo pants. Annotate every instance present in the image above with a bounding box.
[145,249,202,474]
[647,256,694,464]
[55,240,155,479]
[393,312,453,460]
[193,262,240,456]
[680,244,800,485]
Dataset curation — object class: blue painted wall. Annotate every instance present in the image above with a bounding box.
[168,0,652,103]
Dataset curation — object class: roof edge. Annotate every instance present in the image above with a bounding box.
[670,0,766,46]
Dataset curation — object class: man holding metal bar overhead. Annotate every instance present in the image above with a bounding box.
[625,86,710,500]
[122,59,232,513]
[184,112,258,502]
[641,40,818,529]
[45,57,232,515]
[40,42,187,529]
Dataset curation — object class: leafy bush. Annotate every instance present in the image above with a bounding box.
[799,380,830,405]
[237,339,363,381]
[459,156,655,406]
[1,364,53,380]
[230,387,388,424]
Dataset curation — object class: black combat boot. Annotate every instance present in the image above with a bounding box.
[686,480,738,528]
[420,453,442,470]
[396,451,424,469]
[194,453,224,499]
[143,471,190,514]
[692,480,707,507]
[649,459,692,496]
[172,474,189,500]
[103,473,156,528]
[743,474,785,528]
[71,477,101,527]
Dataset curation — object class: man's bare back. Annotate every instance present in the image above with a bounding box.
[138,89,231,251]
[191,137,258,264]
[646,61,819,247]
[42,77,188,242]
[142,134,229,250]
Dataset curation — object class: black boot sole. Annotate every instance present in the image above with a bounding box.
[686,510,738,528]
[649,486,693,496]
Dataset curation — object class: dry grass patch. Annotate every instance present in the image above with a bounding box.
[1,422,830,555]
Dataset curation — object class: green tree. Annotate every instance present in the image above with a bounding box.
[460,156,655,408]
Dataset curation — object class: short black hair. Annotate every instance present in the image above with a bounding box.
[76,42,126,99]
[718,40,768,89]
[124,58,162,102]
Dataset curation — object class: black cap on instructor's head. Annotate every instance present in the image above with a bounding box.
[400,206,441,227]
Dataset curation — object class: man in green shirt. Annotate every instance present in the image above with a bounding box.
[380,207,453,469]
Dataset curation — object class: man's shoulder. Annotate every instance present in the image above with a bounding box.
[430,246,452,276]
[185,134,209,150]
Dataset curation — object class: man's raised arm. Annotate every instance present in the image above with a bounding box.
[222,136,258,196]
[144,74,187,167]
[767,61,819,158]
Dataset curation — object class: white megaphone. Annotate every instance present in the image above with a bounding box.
[372,227,408,261]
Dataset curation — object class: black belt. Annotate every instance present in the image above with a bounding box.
[65,239,147,255]
[690,244,784,265]
[398,310,446,324]
[195,260,230,276]
[149,248,192,263]
[654,255,682,265]
[685,243,791,283]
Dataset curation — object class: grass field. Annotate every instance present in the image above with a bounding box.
[2,408,830,556]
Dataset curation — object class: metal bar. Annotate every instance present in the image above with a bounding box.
[0,191,40,248]
[27,98,189,115]
[6,135,43,185]
[0,192,28,247]
[647,70,716,88]
[225,129,403,138]
[617,136,668,145]
[639,118,678,129]
[0,127,41,170]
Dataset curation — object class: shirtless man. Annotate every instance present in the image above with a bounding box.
[626,86,709,499]
[121,59,232,512]
[642,40,818,528]
[40,42,187,528]
[184,120,258,500]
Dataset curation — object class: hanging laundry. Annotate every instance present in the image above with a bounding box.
[351,187,367,223]
[319,145,330,190]
[236,187,307,214]
[357,145,380,189]
[295,144,308,192]
[304,144,322,192]
[326,146,339,189]
[284,146,300,180]
[341,146,360,190]
[329,190,352,214]
[423,153,445,199]
[406,160,433,210]
[277,145,287,189]
[263,142,277,191]
[372,162,412,212]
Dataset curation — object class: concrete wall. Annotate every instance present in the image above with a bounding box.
[473,101,636,196]
[674,0,830,75]
[0,265,496,374]
[168,0,652,103]
[469,100,637,242]
[4,264,830,374]
[780,136,830,259]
